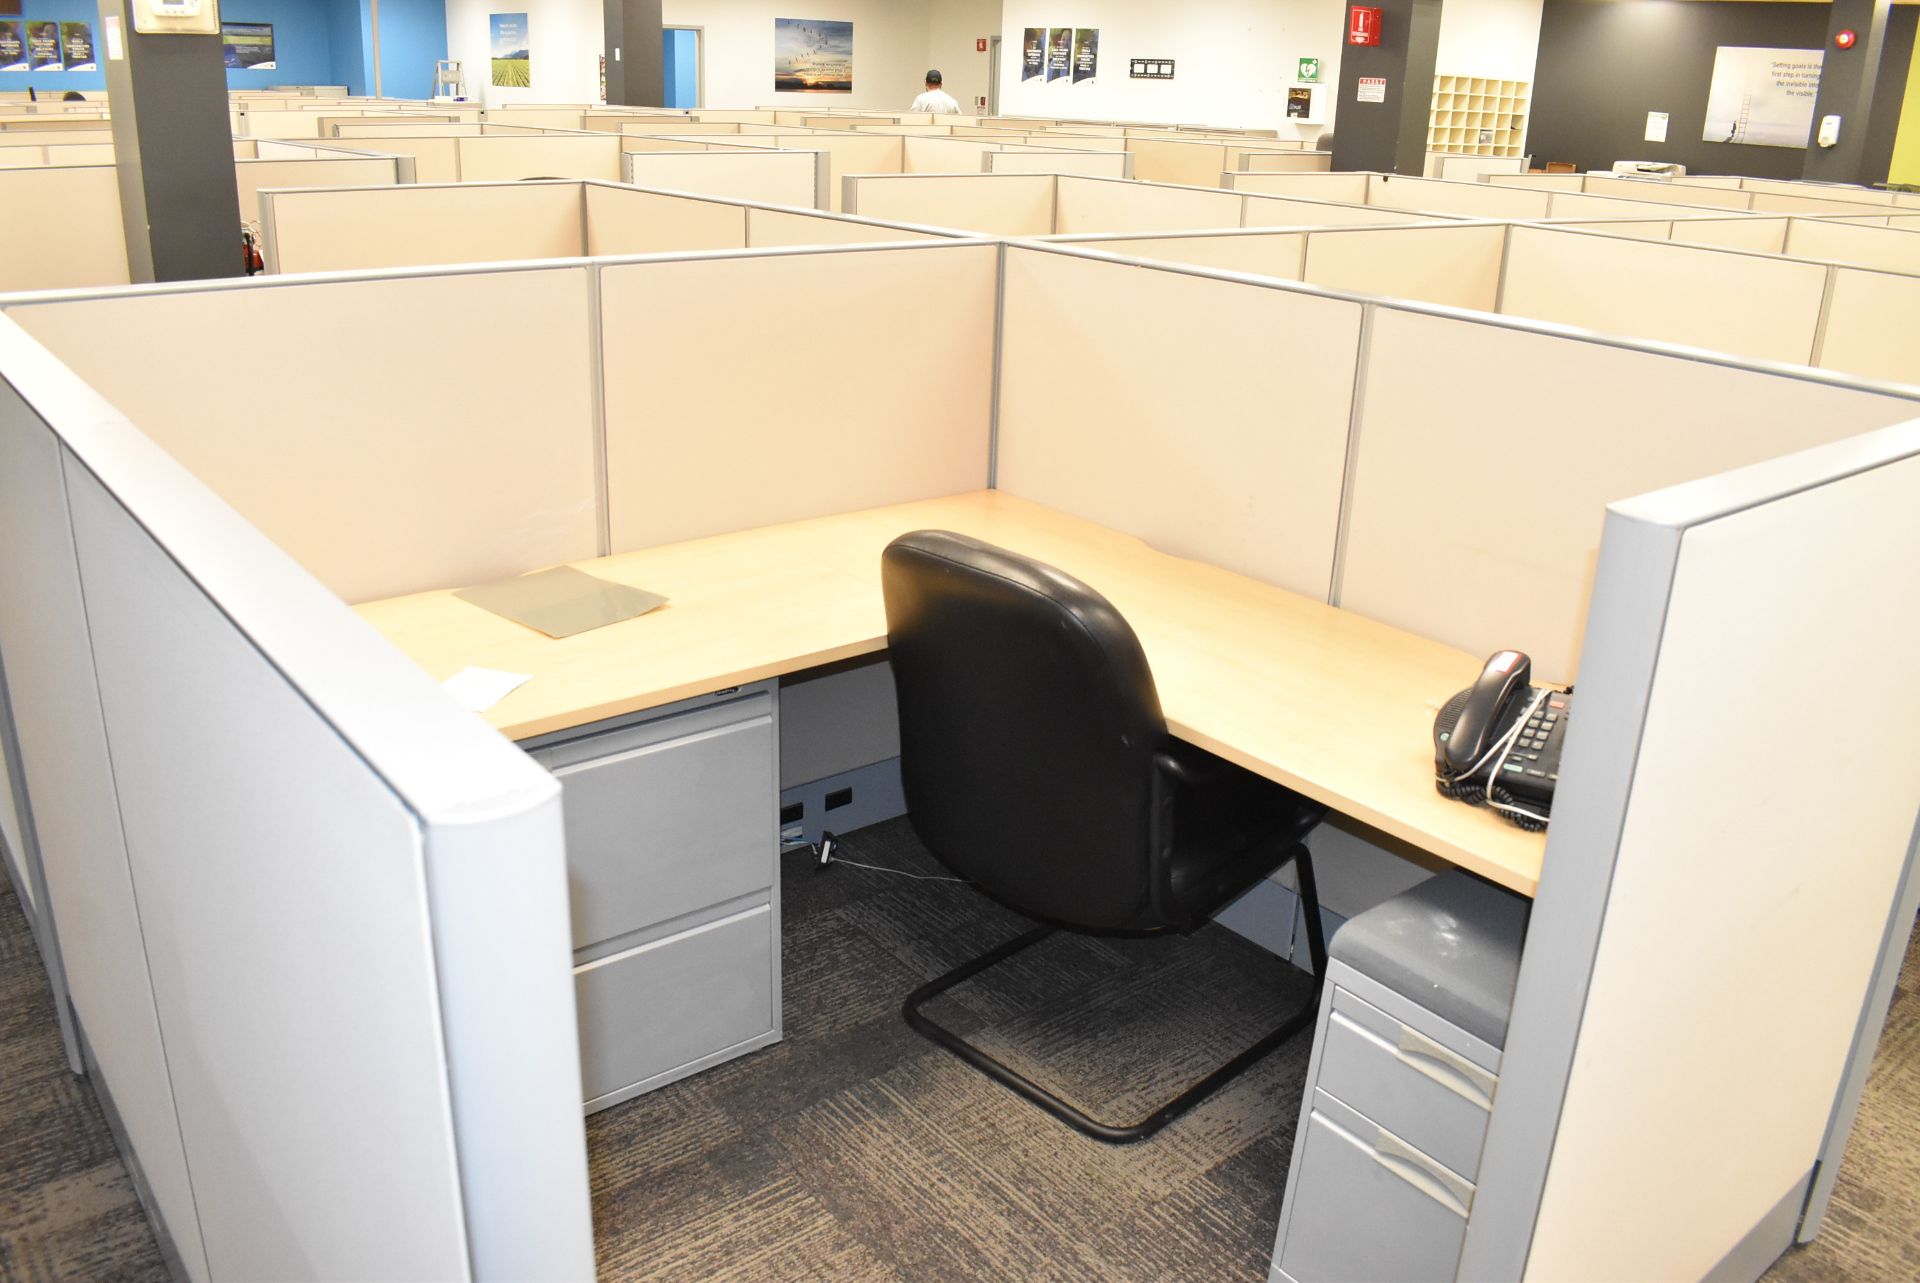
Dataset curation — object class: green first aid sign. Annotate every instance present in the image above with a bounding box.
[1297,57,1320,82]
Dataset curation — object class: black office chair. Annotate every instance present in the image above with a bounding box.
[881,530,1329,1144]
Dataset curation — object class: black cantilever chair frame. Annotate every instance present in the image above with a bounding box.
[882,529,1331,1145]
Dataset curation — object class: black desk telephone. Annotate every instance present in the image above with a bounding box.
[1432,650,1571,831]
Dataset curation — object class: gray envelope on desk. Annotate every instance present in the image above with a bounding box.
[454,565,669,639]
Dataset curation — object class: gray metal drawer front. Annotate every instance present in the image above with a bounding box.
[1319,986,1496,1182]
[1277,1090,1470,1283]
[534,695,775,949]
[574,904,774,1104]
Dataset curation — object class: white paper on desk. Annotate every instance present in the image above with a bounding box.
[442,666,533,712]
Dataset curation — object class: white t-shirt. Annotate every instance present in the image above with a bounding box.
[911,88,962,115]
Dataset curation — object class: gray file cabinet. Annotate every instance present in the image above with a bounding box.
[1271,871,1529,1283]
[526,680,782,1113]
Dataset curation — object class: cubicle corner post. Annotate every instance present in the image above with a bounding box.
[1453,504,1683,1283]
[419,795,597,1283]
[1461,423,1920,1282]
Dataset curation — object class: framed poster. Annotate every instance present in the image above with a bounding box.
[773,18,852,94]
[27,19,59,70]
[1045,27,1070,82]
[1022,27,1043,82]
[1071,28,1098,84]
[1702,46,1823,148]
[57,21,92,70]
[0,19,24,72]
[221,22,275,70]
[489,12,530,88]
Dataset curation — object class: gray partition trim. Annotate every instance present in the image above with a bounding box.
[1705,1173,1814,1283]
[1454,506,1682,1282]
[75,1017,193,1283]
[1457,419,1920,1279]
[1802,811,1920,1238]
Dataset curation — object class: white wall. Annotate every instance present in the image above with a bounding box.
[993,0,1346,135]
[664,0,937,111]
[1434,0,1543,83]
[446,0,605,105]
[929,0,1003,116]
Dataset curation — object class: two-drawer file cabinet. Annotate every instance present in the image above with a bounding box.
[1271,871,1530,1283]
[526,680,782,1113]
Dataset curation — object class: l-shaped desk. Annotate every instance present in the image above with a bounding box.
[356,489,1544,1117]
[356,488,1545,895]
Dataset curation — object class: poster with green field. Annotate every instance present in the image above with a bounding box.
[490,12,529,88]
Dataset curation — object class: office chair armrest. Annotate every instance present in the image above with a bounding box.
[1152,743,1230,787]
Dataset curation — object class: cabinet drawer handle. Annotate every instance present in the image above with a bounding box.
[1396,1025,1496,1109]
[1373,1130,1472,1218]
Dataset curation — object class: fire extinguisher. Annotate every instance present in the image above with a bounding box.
[241,224,264,276]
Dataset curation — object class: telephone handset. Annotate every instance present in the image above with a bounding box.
[1433,650,1571,831]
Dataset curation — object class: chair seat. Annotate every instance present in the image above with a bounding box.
[1150,744,1326,932]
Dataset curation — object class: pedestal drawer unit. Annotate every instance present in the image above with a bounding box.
[526,681,782,1113]
[1271,870,1530,1283]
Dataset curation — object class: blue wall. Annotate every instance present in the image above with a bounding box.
[664,28,698,109]
[0,0,442,98]
[373,0,449,101]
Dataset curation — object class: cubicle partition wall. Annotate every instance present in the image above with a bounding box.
[2,239,1916,1282]
[620,147,827,208]
[257,181,960,275]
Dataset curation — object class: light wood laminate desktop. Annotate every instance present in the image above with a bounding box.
[355,490,1545,897]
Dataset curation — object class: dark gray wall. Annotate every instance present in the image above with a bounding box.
[1530,0,1915,181]
[603,0,664,107]
[1332,0,1444,175]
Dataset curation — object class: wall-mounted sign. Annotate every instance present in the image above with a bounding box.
[975,37,986,52]
[490,12,531,88]
[220,21,275,70]
[1287,84,1325,123]
[58,21,93,71]
[1297,57,1320,83]
[1348,6,1382,47]
[1834,29,1857,50]
[1128,59,1174,80]
[1702,45,1823,147]
[773,17,852,93]
[0,19,24,71]
[1022,28,1043,81]
[1645,110,1669,143]
[1357,75,1386,103]
[1045,27,1070,82]
[26,19,59,69]
[1071,28,1098,84]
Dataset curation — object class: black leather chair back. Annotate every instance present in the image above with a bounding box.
[882,530,1166,928]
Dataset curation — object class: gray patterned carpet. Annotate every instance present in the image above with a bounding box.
[2,819,1916,1282]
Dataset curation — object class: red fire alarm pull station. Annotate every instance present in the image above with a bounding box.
[1834,28,1857,50]
[1348,6,1383,46]
[976,37,987,52]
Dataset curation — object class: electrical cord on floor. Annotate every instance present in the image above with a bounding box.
[801,831,968,883]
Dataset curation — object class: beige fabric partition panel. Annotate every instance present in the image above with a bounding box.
[1231,171,1371,203]
[1665,216,1789,253]
[901,135,997,173]
[7,270,601,604]
[1747,191,1900,216]
[235,157,401,222]
[1336,307,1919,681]
[985,149,1130,178]
[1817,269,1920,386]
[1580,174,1755,210]
[331,121,482,138]
[1240,195,1442,228]
[1237,152,1333,174]
[0,166,128,290]
[621,150,819,208]
[1488,173,1586,191]
[1557,219,1678,243]
[1367,174,1550,219]
[584,185,746,254]
[600,245,995,551]
[457,135,621,181]
[846,174,1054,235]
[1126,138,1232,187]
[996,247,1358,598]
[1498,226,1827,366]
[1052,177,1241,234]
[266,184,584,274]
[744,207,943,247]
[1542,190,1725,220]
[1304,223,1506,312]
[1786,218,1920,275]
[1044,231,1307,279]
[338,135,457,182]
[765,134,903,211]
